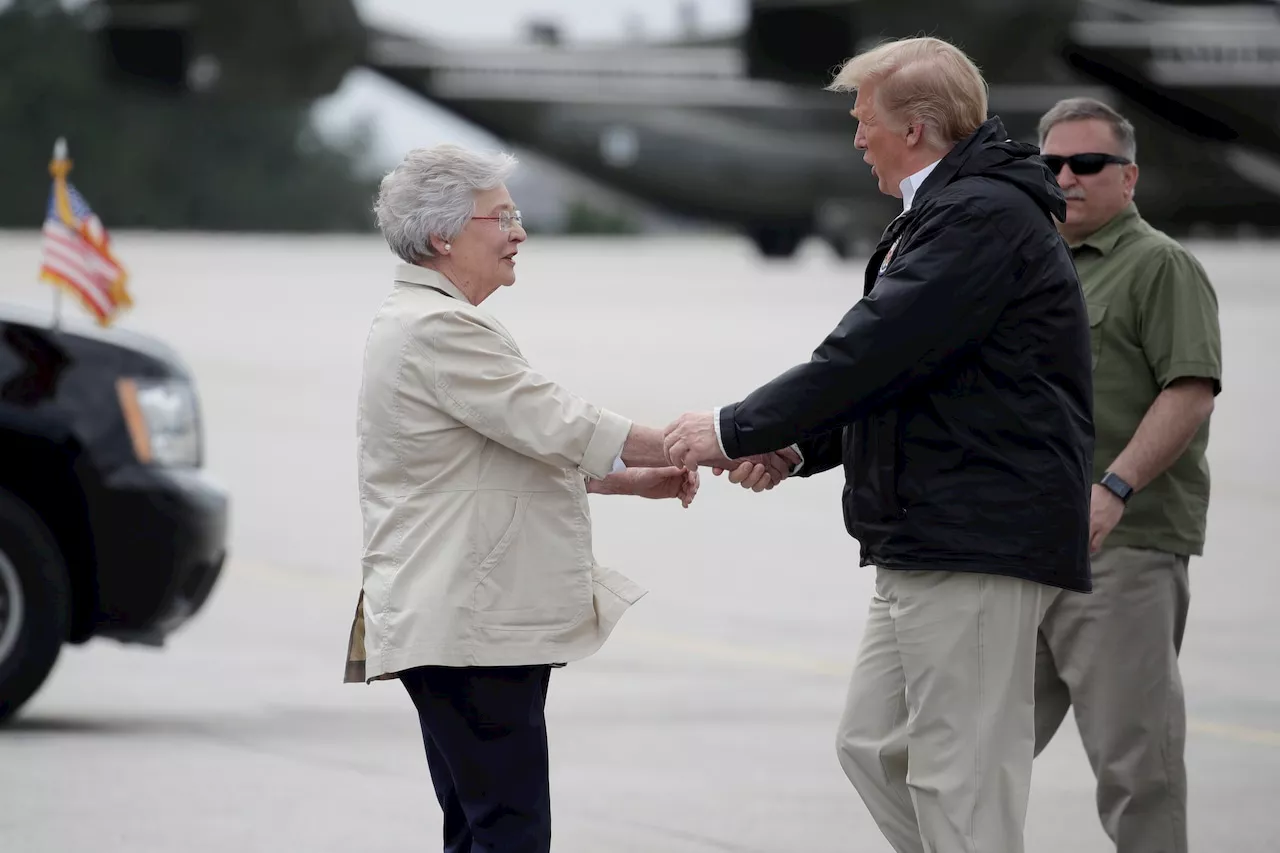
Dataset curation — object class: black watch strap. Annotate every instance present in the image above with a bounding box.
[1100,471,1134,503]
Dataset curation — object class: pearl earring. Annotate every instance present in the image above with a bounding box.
[444,244,451,252]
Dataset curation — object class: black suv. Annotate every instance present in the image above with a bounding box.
[0,304,228,721]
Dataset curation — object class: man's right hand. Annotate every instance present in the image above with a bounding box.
[713,448,801,492]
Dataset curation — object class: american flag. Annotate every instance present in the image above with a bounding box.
[38,140,132,326]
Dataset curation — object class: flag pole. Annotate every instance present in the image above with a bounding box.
[49,137,69,331]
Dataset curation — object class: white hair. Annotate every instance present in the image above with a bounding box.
[373,144,519,263]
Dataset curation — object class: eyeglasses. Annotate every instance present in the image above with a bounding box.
[1041,153,1131,176]
[471,210,523,232]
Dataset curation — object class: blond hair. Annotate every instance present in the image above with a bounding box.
[827,37,988,151]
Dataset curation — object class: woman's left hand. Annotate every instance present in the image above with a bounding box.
[628,466,700,508]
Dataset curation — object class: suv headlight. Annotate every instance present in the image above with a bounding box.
[116,378,202,467]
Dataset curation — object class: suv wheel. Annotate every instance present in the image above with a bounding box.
[0,488,69,724]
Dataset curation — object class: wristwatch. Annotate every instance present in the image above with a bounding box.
[1099,471,1134,504]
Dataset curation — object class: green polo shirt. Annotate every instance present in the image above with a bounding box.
[1069,203,1222,556]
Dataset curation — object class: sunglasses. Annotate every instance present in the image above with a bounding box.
[1042,152,1132,176]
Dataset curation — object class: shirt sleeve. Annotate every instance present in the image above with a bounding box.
[426,309,633,478]
[1135,245,1223,395]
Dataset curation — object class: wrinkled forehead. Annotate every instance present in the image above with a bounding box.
[473,185,515,215]
[1042,119,1123,156]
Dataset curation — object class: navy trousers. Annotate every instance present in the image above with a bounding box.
[399,665,554,853]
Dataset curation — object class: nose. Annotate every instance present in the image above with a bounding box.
[854,123,867,151]
[510,223,527,243]
[1057,165,1078,187]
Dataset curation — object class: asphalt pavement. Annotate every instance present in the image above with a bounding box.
[0,232,1276,852]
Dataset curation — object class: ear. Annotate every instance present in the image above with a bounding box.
[905,122,924,148]
[1123,163,1139,195]
[428,234,451,256]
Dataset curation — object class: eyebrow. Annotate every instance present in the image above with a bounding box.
[487,202,515,214]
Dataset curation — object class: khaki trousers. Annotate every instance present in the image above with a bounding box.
[836,567,1051,853]
[1035,546,1191,853]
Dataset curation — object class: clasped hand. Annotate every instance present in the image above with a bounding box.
[662,411,800,492]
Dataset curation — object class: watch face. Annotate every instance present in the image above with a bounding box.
[1103,473,1131,499]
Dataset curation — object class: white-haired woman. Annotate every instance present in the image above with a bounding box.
[344,144,778,853]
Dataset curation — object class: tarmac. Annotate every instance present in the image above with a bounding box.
[0,232,1276,851]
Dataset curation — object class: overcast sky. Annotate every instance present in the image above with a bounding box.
[314,0,748,168]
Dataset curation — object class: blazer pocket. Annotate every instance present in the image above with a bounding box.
[473,494,591,630]
[476,493,530,578]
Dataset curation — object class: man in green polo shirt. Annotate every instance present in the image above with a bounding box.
[1033,97,1222,853]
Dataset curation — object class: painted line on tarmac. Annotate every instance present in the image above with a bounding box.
[239,558,1280,749]
[1184,720,1280,747]
[628,629,1280,749]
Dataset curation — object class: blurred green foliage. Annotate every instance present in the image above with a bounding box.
[561,200,643,235]
[0,0,379,231]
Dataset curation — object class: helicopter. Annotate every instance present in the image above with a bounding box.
[96,0,1280,257]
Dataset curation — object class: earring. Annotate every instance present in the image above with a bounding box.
[444,244,451,252]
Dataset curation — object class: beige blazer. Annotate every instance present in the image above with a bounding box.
[345,264,646,682]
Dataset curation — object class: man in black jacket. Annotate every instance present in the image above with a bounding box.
[664,37,1094,853]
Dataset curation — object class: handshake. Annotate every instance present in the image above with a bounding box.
[603,411,800,508]
[662,410,800,493]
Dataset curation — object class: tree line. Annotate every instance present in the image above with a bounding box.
[0,0,380,232]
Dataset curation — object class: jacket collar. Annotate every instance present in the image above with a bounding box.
[393,262,471,304]
[874,119,1005,243]
[905,117,1000,206]
[1072,203,1140,256]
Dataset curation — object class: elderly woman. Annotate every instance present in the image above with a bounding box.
[344,143,745,853]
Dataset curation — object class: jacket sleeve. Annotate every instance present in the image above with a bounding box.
[718,203,1025,458]
[793,429,843,478]
[425,309,633,478]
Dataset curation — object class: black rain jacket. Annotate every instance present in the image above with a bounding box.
[718,117,1094,592]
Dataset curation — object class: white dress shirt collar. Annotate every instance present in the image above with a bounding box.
[900,159,942,212]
